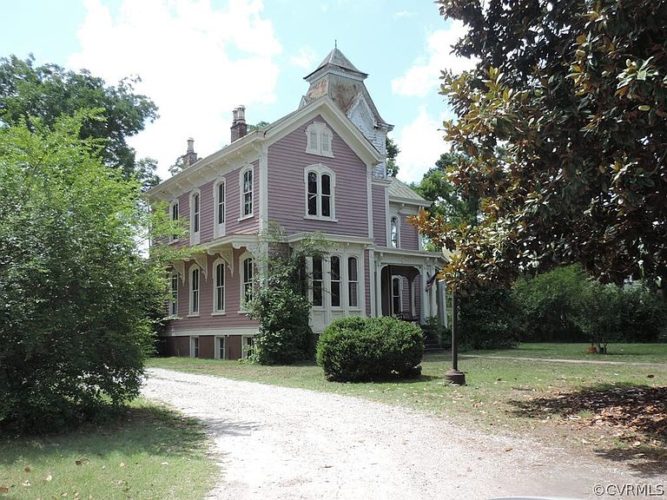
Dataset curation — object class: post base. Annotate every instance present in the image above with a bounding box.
[445,369,466,385]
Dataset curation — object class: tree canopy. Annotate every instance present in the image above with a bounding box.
[0,113,167,432]
[0,55,159,188]
[415,0,667,291]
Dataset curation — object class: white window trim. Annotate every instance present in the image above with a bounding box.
[190,336,199,358]
[390,214,400,248]
[305,122,334,158]
[239,165,254,221]
[169,199,180,243]
[169,271,179,318]
[241,335,255,359]
[303,164,337,222]
[215,336,227,360]
[213,178,226,238]
[347,256,360,310]
[190,189,201,245]
[211,258,226,315]
[188,263,201,317]
[239,251,254,313]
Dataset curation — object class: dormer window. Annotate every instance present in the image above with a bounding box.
[305,122,334,157]
[304,164,336,221]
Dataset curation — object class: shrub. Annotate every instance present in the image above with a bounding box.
[459,288,519,349]
[316,317,423,382]
[618,284,667,342]
[512,265,588,342]
[574,280,623,351]
[0,115,164,434]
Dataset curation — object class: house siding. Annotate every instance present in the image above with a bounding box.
[168,249,259,334]
[267,115,369,237]
[400,214,420,251]
[364,250,371,317]
[372,184,386,247]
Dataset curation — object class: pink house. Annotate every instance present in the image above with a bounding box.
[147,49,445,359]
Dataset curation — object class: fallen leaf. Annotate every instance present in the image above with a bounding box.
[119,463,126,468]
[22,480,31,487]
[160,462,169,466]
[0,486,9,494]
[75,460,82,466]
[45,475,53,482]
[647,374,654,378]
[504,447,513,452]
[24,466,31,473]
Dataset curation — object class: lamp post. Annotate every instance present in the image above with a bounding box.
[445,289,465,385]
[442,247,465,385]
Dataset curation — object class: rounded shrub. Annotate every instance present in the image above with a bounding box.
[316,316,424,382]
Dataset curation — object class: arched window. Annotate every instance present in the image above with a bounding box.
[214,179,226,237]
[189,265,200,315]
[213,260,225,313]
[305,122,334,157]
[190,190,201,244]
[240,166,253,218]
[348,257,358,308]
[169,271,178,316]
[330,256,341,307]
[390,216,399,248]
[312,256,323,307]
[169,200,179,242]
[240,254,254,309]
[392,276,401,315]
[304,165,335,220]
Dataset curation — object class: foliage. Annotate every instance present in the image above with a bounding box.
[619,284,667,342]
[0,114,168,433]
[415,1,667,293]
[385,137,400,177]
[316,316,424,381]
[512,265,590,342]
[247,229,325,364]
[513,265,667,344]
[0,54,159,189]
[414,152,479,227]
[458,288,520,349]
[248,120,270,132]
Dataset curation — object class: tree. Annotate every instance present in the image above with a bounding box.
[0,55,159,188]
[385,137,400,177]
[414,152,479,226]
[0,113,168,433]
[415,1,667,292]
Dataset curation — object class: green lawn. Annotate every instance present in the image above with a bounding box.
[0,399,217,499]
[147,346,666,434]
[465,342,667,363]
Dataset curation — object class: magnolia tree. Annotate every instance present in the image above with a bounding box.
[414,0,666,292]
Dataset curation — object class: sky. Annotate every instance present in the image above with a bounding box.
[2,0,474,184]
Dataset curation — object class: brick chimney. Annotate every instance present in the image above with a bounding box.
[230,105,247,142]
[182,137,198,167]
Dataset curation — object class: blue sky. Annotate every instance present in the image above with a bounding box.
[2,0,473,183]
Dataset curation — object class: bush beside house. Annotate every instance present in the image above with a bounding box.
[316,317,423,382]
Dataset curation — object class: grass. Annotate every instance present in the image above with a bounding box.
[148,344,667,467]
[0,399,217,499]
[465,342,667,363]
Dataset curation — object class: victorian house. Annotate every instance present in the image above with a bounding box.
[147,49,445,359]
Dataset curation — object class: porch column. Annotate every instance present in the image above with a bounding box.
[375,262,383,317]
[442,281,448,328]
[430,269,438,321]
[437,280,446,327]
[420,265,428,323]
[408,276,416,319]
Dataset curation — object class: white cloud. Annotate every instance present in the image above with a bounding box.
[393,10,415,19]
[69,0,282,180]
[391,21,476,98]
[289,46,317,71]
[395,107,450,185]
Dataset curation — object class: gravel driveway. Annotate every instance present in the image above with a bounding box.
[143,368,647,500]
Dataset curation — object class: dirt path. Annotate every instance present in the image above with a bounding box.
[143,368,656,500]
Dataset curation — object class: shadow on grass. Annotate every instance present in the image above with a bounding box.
[0,403,214,466]
[508,384,667,475]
